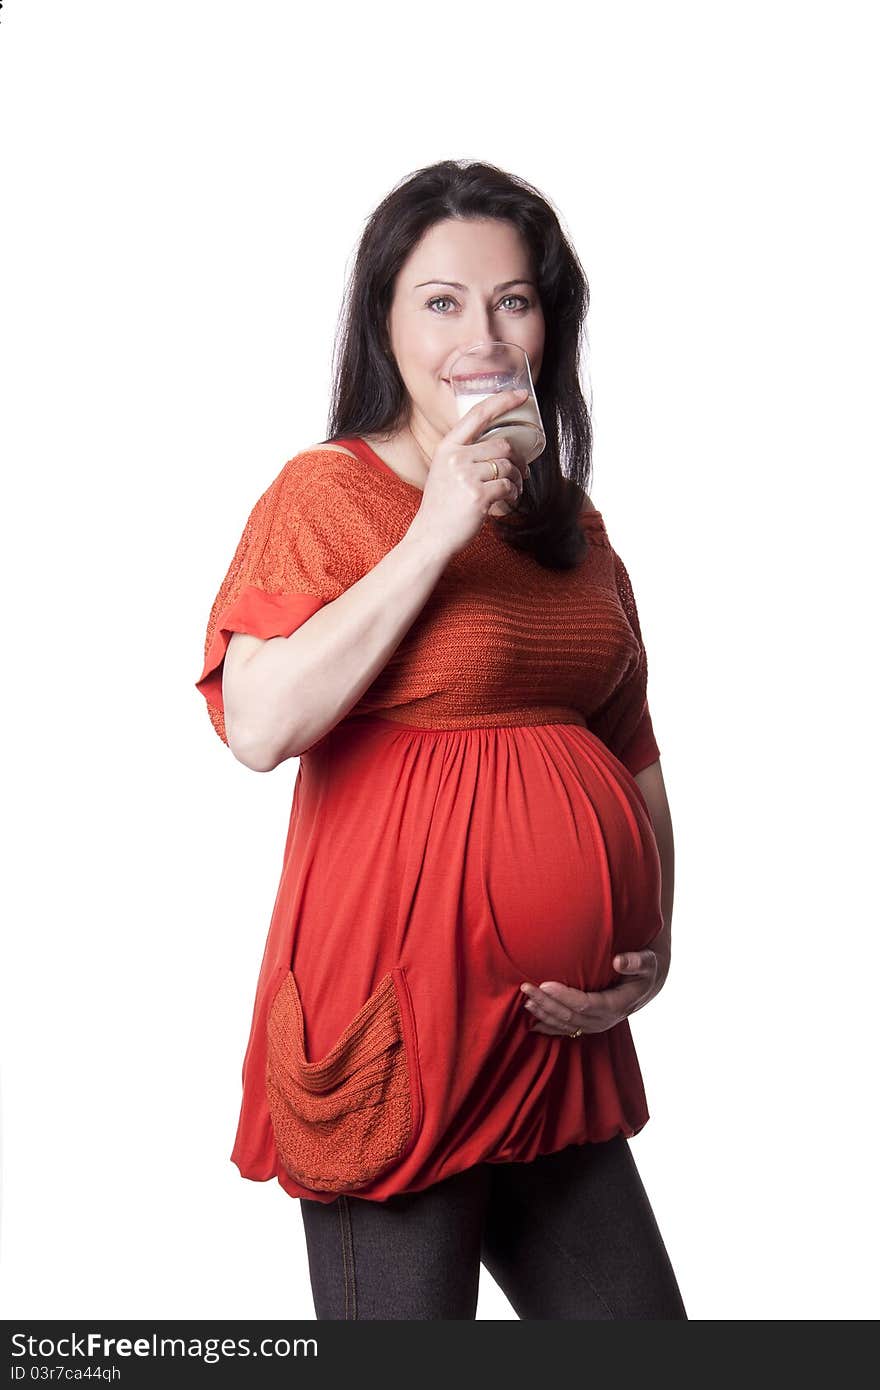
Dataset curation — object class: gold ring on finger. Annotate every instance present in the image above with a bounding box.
[570,1027,584,1039]
[489,461,499,481]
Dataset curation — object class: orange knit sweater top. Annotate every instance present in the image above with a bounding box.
[196,441,659,773]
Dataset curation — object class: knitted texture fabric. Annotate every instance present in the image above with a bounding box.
[195,445,659,775]
[265,968,418,1192]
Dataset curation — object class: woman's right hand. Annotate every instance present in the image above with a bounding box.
[408,387,531,557]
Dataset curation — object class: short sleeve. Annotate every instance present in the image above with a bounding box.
[616,702,661,776]
[590,549,661,776]
[194,455,363,746]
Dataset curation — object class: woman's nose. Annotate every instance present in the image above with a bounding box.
[459,317,503,346]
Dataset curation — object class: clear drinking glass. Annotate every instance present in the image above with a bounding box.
[448,340,546,468]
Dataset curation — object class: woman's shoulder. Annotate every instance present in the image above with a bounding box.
[268,441,365,501]
[232,445,371,552]
[300,440,361,461]
[283,439,362,474]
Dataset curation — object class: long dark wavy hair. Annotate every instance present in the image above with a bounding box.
[323,159,594,570]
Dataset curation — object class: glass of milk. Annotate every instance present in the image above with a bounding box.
[447,341,546,468]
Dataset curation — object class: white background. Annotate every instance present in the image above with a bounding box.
[1,0,877,1321]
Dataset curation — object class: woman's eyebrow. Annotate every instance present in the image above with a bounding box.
[413,278,537,291]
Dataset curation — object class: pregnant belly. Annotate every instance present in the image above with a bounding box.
[478,726,663,989]
[296,718,663,1001]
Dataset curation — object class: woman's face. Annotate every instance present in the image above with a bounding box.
[386,217,545,448]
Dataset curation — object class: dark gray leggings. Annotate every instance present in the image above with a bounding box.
[299,1134,688,1319]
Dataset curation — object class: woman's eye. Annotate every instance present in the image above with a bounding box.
[427,295,531,314]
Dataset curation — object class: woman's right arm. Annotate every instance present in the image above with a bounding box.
[223,523,452,772]
[220,389,528,770]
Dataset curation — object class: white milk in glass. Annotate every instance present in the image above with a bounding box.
[452,384,545,466]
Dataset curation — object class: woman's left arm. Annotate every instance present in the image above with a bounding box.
[630,759,674,975]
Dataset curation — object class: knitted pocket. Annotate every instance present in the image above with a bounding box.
[265,966,423,1194]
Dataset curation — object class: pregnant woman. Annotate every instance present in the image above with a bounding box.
[194,159,687,1320]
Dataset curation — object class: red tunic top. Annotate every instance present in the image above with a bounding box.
[194,438,663,1204]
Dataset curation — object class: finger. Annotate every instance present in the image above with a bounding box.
[471,435,515,461]
[529,1016,622,1037]
[523,997,578,1034]
[470,438,530,490]
[613,951,654,975]
[507,457,529,488]
[537,981,596,1012]
[527,1018,570,1036]
[527,1012,612,1037]
[449,387,530,446]
[601,978,654,1009]
[524,986,581,1030]
[487,461,524,497]
[470,440,530,511]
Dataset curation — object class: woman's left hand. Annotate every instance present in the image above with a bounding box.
[520,947,670,1037]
